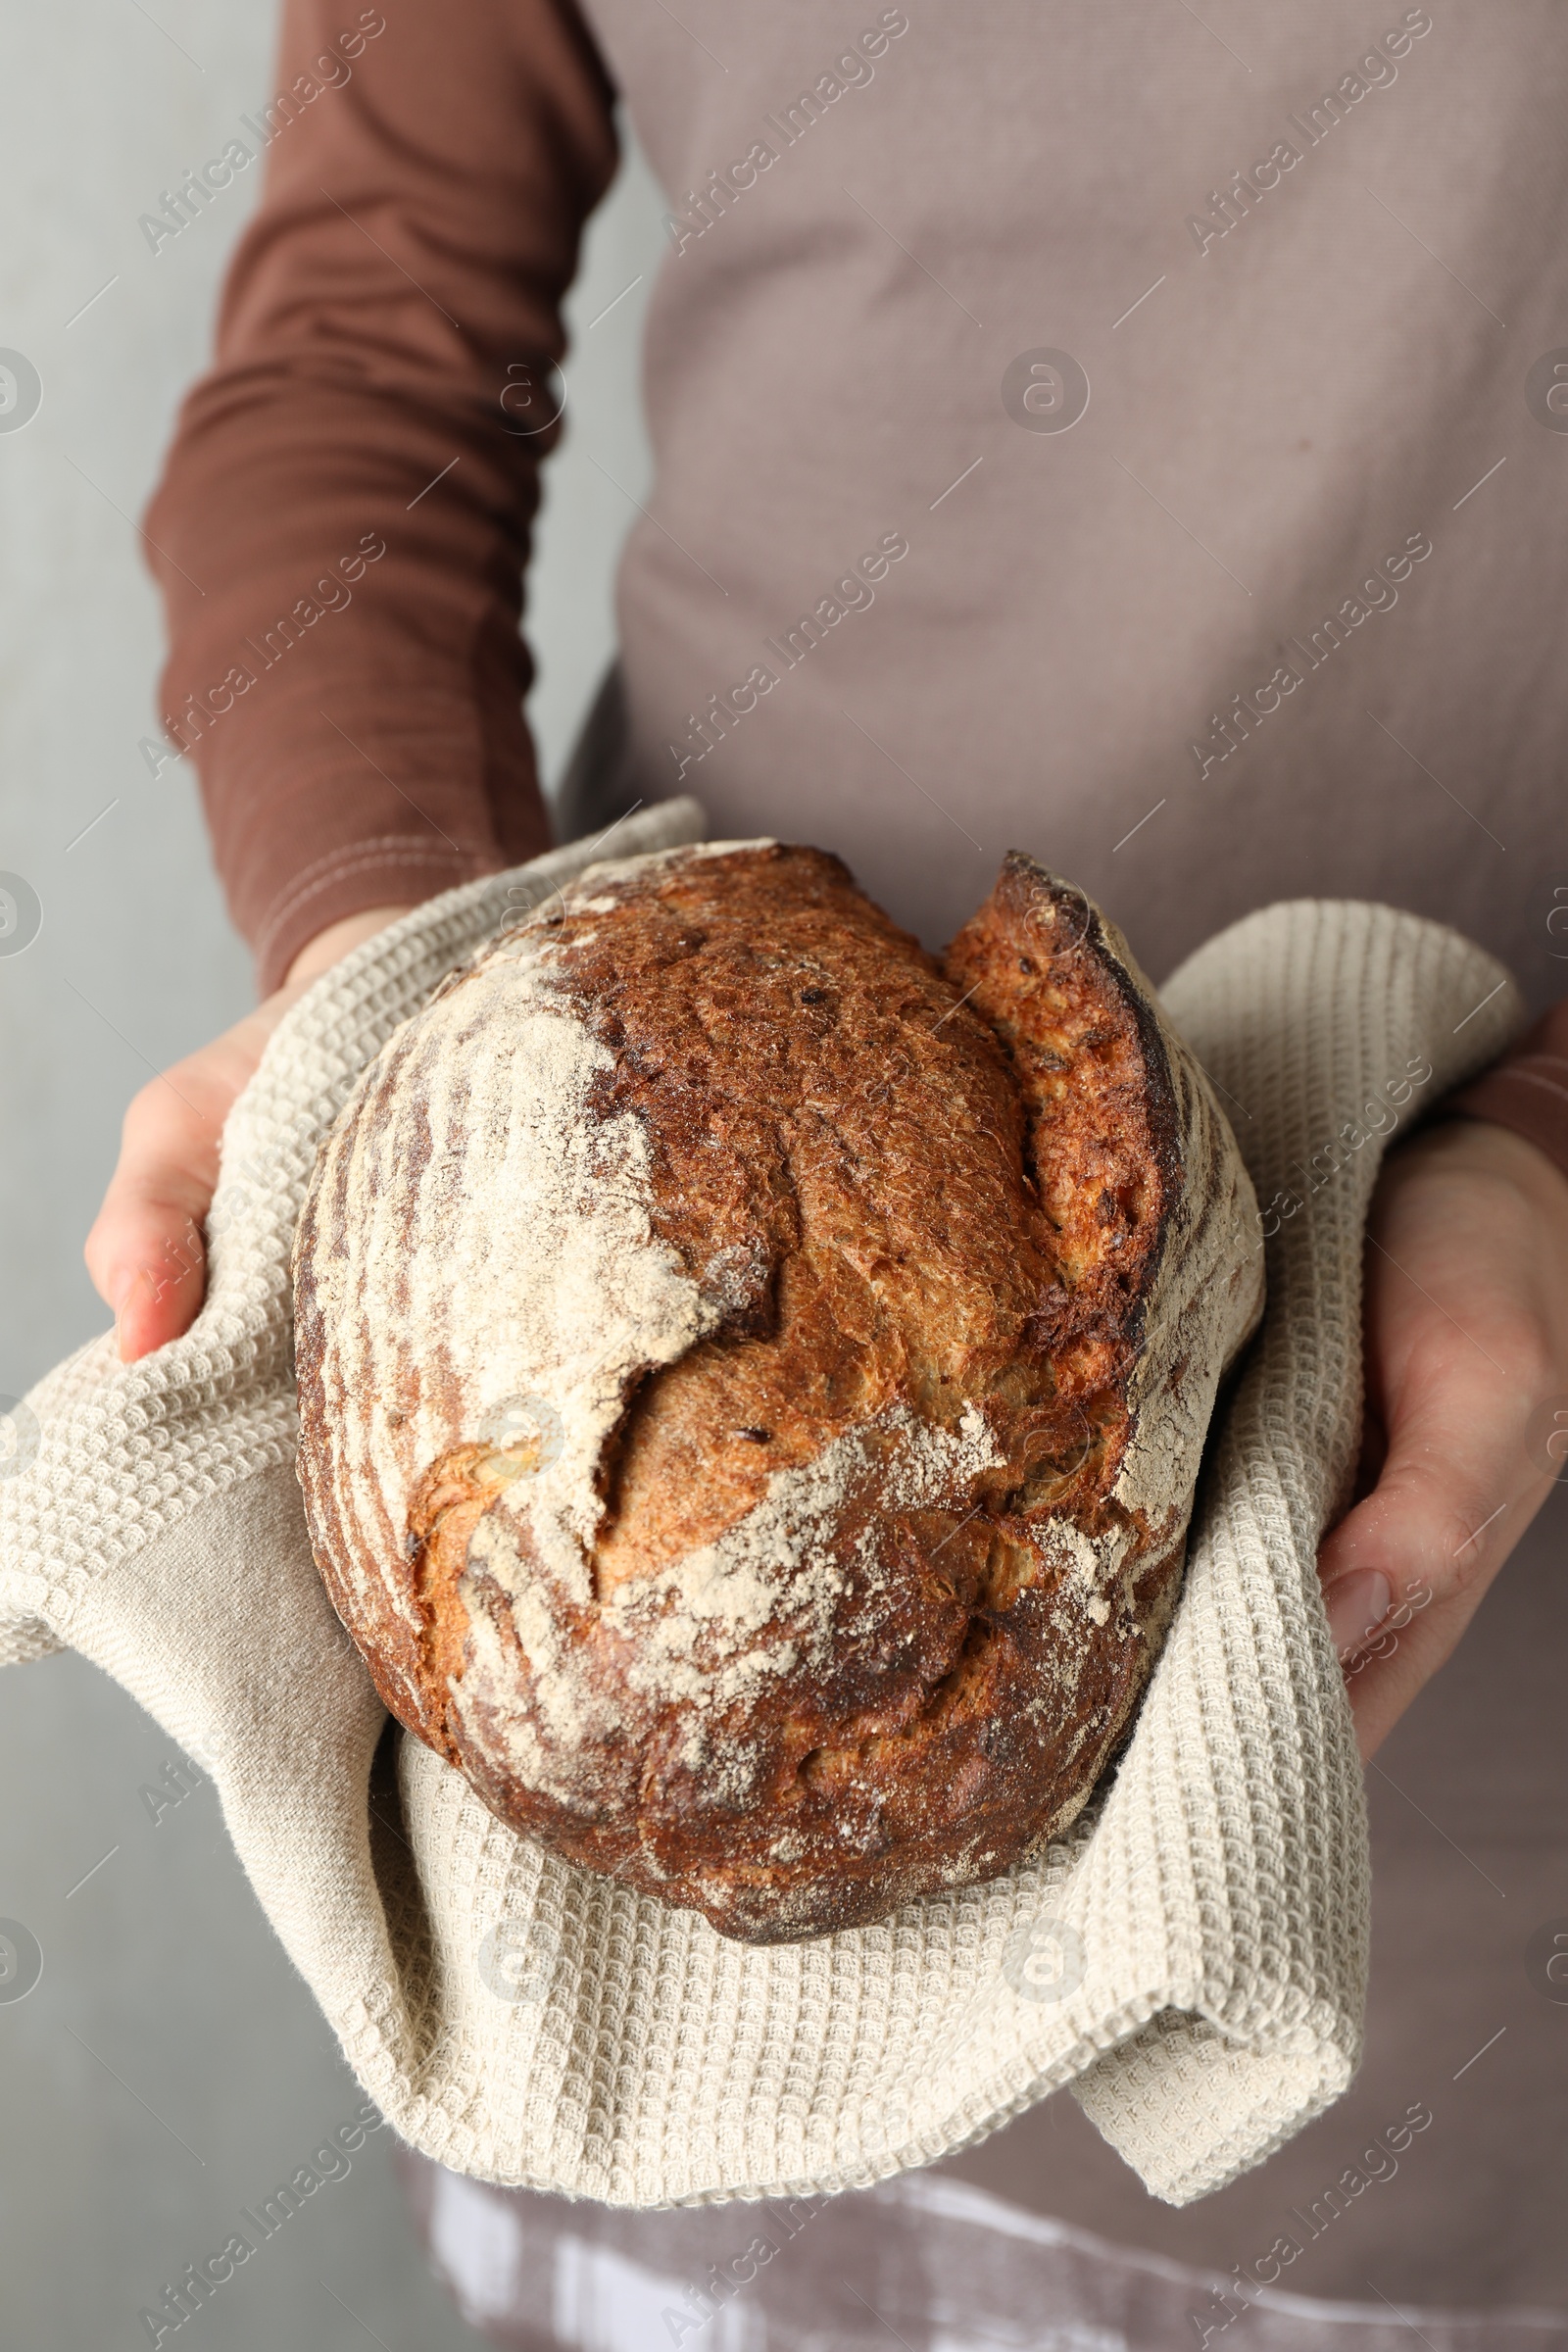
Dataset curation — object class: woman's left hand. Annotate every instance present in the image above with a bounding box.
[1317,1115,1568,1758]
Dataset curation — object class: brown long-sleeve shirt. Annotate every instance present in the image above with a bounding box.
[142,0,1568,1168]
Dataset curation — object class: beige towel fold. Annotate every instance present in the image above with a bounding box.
[0,800,1518,2206]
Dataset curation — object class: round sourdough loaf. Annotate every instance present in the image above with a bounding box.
[292,842,1263,1942]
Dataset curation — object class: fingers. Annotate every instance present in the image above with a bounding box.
[1316,1121,1568,1757]
[84,1057,233,1361]
[100,1217,208,1363]
[85,994,295,1359]
[1318,1378,1547,1758]
[85,905,418,1366]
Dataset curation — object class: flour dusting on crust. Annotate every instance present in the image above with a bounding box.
[298,913,728,1632]
[292,838,1263,1943]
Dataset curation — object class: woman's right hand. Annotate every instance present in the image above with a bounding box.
[84,904,415,1363]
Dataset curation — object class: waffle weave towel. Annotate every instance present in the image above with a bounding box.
[0,799,1519,2206]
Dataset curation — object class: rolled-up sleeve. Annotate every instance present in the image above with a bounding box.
[142,0,619,990]
[1447,1004,1568,1184]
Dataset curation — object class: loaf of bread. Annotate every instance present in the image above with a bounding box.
[293,843,1262,1942]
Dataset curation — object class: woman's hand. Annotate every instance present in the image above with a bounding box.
[1317,1115,1568,1759]
[84,905,414,1363]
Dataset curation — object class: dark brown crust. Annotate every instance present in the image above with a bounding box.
[295,844,1188,1940]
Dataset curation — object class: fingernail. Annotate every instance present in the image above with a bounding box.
[1326,1569,1392,1659]
[112,1267,150,1362]
[114,1298,138,1363]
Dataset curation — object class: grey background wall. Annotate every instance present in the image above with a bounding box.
[0,2,662,2341]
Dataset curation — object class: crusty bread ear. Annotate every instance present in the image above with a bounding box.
[942,850,1183,1405]
[293,842,1261,1942]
